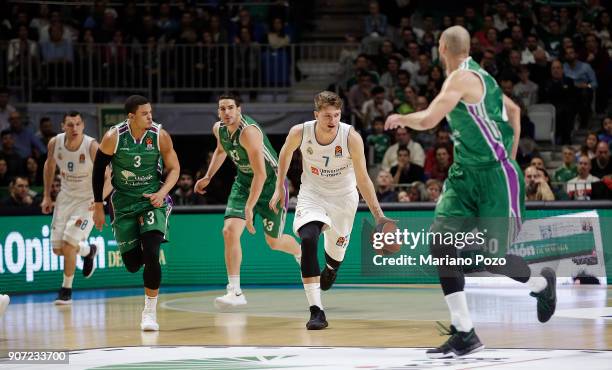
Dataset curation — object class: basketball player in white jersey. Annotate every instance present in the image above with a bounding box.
[41,111,111,304]
[0,294,8,316]
[270,91,392,329]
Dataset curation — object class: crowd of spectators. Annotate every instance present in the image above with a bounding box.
[0,1,294,102]
[333,0,612,202]
[1,1,612,212]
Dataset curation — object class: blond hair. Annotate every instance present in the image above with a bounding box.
[314,91,343,111]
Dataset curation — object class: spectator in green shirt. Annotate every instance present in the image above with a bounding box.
[554,146,578,183]
[366,117,390,167]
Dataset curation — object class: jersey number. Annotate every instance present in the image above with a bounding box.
[146,211,155,225]
[262,218,274,232]
[322,156,330,167]
[229,150,240,162]
[134,155,142,168]
[67,161,74,172]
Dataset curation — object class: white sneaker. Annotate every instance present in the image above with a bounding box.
[140,308,159,331]
[214,285,247,311]
[0,294,9,316]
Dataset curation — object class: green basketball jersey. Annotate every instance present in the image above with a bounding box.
[218,114,278,183]
[111,120,163,196]
[446,57,514,166]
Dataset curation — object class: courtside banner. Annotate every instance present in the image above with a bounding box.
[0,210,610,293]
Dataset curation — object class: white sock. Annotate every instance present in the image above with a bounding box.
[144,295,157,310]
[527,276,548,293]
[444,291,473,332]
[78,243,91,257]
[229,275,241,292]
[304,283,323,309]
[62,274,74,289]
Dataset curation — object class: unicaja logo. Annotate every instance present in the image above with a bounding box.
[121,170,136,179]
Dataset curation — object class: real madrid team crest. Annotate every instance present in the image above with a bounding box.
[335,145,342,157]
[306,147,313,155]
[145,136,154,150]
[79,153,86,163]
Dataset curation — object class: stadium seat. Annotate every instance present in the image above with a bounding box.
[528,104,556,144]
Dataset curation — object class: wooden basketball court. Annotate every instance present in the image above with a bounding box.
[1,285,611,369]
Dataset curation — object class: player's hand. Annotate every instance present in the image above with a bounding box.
[41,196,54,214]
[385,114,407,130]
[245,206,255,235]
[143,192,166,208]
[268,186,284,214]
[93,203,106,231]
[375,215,399,226]
[194,176,211,194]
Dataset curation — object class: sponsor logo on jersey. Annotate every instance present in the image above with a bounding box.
[306,147,313,155]
[139,216,144,226]
[75,219,83,227]
[79,153,86,163]
[58,153,63,160]
[121,170,136,179]
[146,137,154,150]
[310,166,319,176]
[335,145,342,157]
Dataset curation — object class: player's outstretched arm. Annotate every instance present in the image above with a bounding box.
[145,128,180,208]
[92,128,118,230]
[269,124,302,213]
[503,94,521,160]
[348,129,387,223]
[240,126,267,234]
[385,70,466,131]
[195,122,227,194]
[41,137,57,214]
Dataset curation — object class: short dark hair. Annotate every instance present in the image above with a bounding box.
[398,70,411,79]
[124,95,150,114]
[40,117,52,125]
[218,93,241,107]
[397,145,411,156]
[9,175,28,187]
[371,86,385,95]
[372,116,385,125]
[0,129,11,138]
[63,110,81,122]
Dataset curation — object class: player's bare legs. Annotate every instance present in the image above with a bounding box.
[223,218,245,276]
[216,218,247,310]
[264,234,301,258]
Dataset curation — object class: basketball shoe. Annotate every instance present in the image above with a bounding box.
[214,285,247,311]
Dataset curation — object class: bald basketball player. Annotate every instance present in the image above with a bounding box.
[386,26,556,359]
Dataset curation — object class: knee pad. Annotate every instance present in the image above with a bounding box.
[298,222,323,278]
[142,231,163,290]
[429,241,465,296]
[122,247,143,273]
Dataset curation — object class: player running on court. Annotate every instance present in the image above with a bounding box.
[41,111,111,305]
[270,91,393,330]
[195,94,301,311]
[385,26,556,358]
[92,95,180,331]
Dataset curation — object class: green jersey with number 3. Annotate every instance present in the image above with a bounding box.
[111,120,163,197]
[218,114,279,185]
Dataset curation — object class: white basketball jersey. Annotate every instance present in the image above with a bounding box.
[299,120,357,196]
[53,133,95,200]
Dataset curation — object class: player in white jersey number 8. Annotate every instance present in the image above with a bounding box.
[41,112,112,305]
